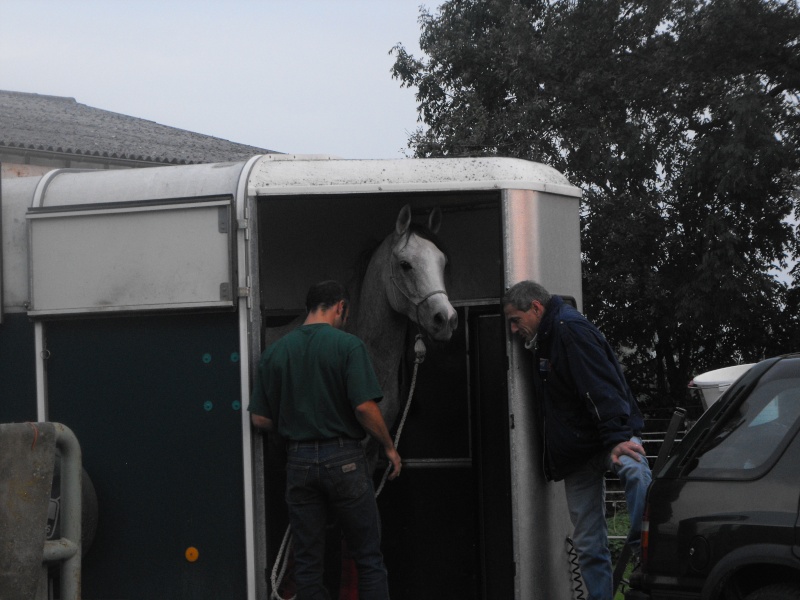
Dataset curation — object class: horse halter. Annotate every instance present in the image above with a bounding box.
[389,259,449,328]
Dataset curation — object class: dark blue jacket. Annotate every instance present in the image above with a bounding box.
[533,296,643,481]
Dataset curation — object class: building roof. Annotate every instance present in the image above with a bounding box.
[0,90,278,166]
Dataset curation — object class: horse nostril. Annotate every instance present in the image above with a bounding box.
[429,308,458,333]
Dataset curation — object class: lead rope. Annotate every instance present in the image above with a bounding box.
[374,334,426,497]
[270,334,427,600]
[270,527,295,600]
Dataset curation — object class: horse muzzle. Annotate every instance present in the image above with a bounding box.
[424,298,458,341]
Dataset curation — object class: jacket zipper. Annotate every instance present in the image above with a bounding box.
[586,392,602,421]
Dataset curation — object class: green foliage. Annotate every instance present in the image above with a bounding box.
[607,508,631,562]
[393,0,800,404]
[608,508,634,598]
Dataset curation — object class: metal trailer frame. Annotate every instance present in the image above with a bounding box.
[1,155,582,600]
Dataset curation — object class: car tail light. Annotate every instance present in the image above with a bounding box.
[641,503,650,568]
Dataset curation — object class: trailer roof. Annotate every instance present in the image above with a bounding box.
[32,156,581,211]
[31,161,250,209]
[248,155,582,197]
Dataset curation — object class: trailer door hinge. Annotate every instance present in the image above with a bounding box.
[237,218,251,240]
[220,283,251,302]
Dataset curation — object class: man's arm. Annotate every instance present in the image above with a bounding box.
[563,322,638,444]
[251,413,274,431]
[563,323,647,464]
[355,400,402,480]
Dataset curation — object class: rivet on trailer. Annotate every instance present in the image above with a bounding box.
[0,154,582,600]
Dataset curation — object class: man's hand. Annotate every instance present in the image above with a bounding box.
[355,400,402,481]
[610,439,646,466]
[385,446,402,480]
[251,414,274,432]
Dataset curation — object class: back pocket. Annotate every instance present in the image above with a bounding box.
[327,457,368,499]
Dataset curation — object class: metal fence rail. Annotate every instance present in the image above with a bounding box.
[45,423,83,600]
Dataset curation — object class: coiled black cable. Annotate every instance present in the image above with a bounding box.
[566,536,586,600]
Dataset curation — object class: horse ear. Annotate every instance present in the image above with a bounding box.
[427,207,442,234]
[396,204,412,235]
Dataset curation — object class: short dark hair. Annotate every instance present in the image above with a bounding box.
[306,280,350,313]
[502,280,551,311]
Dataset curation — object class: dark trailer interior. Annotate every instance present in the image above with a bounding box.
[254,191,511,599]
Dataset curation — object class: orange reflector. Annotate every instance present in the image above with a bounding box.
[185,546,199,562]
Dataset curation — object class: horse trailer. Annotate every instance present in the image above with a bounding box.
[0,155,583,599]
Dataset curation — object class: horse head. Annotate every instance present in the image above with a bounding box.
[383,205,458,342]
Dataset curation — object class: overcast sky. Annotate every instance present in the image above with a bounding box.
[1,0,444,159]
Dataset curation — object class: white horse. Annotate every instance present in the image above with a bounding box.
[347,204,457,443]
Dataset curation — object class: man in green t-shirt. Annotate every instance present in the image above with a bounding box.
[250,280,401,600]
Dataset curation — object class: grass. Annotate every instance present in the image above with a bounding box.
[608,509,631,561]
[608,508,634,600]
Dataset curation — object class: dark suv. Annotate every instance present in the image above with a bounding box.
[626,354,800,600]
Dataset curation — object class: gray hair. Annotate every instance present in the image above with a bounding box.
[502,280,551,311]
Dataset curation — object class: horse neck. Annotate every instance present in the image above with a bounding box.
[350,239,408,378]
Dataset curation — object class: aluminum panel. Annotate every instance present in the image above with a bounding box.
[28,201,234,315]
[502,188,582,600]
[504,189,582,309]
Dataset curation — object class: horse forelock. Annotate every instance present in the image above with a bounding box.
[400,223,450,265]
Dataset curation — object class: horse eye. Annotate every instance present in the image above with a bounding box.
[400,260,413,271]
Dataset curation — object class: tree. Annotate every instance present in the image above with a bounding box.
[392,0,800,405]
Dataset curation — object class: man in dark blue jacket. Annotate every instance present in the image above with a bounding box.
[503,280,651,600]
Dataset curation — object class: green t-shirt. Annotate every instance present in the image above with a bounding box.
[248,323,383,441]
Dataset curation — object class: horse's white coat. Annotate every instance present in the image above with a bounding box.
[348,205,457,440]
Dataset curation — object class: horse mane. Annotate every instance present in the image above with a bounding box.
[348,238,381,305]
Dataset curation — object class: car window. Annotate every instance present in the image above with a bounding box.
[684,358,800,479]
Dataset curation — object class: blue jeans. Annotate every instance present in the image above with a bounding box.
[563,437,652,600]
[285,438,389,600]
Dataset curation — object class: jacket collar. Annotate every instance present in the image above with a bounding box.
[538,295,564,344]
